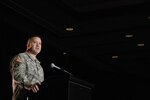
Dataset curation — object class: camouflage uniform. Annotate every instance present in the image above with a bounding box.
[10,52,44,100]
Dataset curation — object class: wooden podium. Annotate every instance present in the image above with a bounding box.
[30,71,94,100]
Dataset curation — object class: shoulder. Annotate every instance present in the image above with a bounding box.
[11,52,27,63]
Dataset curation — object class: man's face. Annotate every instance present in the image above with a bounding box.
[29,37,42,55]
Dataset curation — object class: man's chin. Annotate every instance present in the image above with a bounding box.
[34,51,40,55]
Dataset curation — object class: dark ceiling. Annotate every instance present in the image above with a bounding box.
[1,0,150,99]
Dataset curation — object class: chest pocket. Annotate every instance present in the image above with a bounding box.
[26,59,37,74]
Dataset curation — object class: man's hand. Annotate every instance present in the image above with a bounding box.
[30,84,40,93]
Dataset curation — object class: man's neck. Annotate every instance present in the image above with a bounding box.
[26,51,37,60]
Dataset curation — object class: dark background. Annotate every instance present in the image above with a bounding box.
[1,0,150,100]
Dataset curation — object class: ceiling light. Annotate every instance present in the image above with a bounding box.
[125,34,133,38]
[66,27,74,31]
[112,55,118,59]
[137,43,144,47]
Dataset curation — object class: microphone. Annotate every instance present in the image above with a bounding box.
[50,63,61,70]
[50,63,72,75]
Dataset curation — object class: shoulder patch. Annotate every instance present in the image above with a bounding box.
[14,56,24,63]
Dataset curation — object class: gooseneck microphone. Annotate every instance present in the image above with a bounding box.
[51,63,61,70]
[50,63,72,75]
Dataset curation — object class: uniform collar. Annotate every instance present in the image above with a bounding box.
[25,52,41,63]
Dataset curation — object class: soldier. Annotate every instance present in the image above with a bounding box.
[10,35,44,100]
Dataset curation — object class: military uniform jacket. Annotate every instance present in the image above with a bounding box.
[10,52,44,92]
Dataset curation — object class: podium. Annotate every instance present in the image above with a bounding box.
[30,72,94,100]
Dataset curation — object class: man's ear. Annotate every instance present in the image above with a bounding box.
[26,41,32,50]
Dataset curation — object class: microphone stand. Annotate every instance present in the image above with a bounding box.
[50,63,73,75]
[61,68,72,75]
